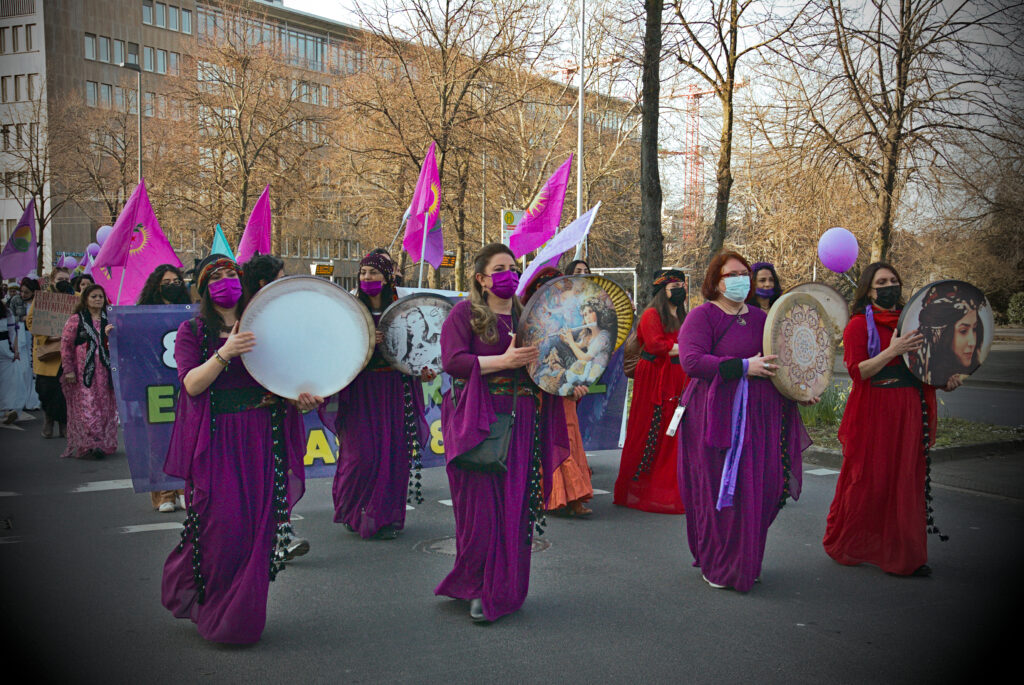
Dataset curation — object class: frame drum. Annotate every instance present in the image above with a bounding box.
[378,293,454,376]
[517,275,618,396]
[582,274,635,350]
[763,291,837,402]
[898,279,992,387]
[239,275,374,399]
[786,282,849,341]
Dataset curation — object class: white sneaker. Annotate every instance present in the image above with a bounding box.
[176,495,186,510]
[703,575,727,589]
[158,502,175,513]
[469,598,485,621]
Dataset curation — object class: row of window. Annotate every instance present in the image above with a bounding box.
[0,24,36,54]
[84,34,138,67]
[85,80,182,121]
[1,122,38,151]
[0,73,39,103]
[3,172,32,200]
[142,1,193,35]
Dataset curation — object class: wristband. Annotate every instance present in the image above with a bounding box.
[213,350,230,367]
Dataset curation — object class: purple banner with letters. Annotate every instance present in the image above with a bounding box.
[107,304,625,492]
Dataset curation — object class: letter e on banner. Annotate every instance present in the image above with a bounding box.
[147,385,177,423]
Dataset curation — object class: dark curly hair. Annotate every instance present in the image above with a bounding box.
[240,253,285,298]
[137,264,188,305]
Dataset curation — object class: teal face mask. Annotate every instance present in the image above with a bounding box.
[722,275,750,303]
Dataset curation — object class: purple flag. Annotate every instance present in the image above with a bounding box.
[517,202,601,296]
[91,179,181,304]
[402,142,443,268]
[0,199,37,280]
[236,184,272,264]
[509,155,573,258]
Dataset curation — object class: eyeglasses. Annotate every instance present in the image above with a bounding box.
[721,271,750,278]
[161,278,183,286]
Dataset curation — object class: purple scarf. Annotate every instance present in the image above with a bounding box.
[716,373,749,510]
[864,305,881,357]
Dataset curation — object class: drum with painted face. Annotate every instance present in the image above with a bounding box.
[239,275,374,399]
[378,292,454,376]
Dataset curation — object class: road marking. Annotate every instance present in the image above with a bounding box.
[439,499,453,507]
[71,479,134,493]
[592,488,610,495]
[0,536,23,544]
[119,523,183,534]
[406,505,415,510]
[0,423,24,431]
[0,491,20,497]
[807,468,840,476]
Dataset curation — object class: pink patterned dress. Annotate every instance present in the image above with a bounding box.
[60,312,118,458]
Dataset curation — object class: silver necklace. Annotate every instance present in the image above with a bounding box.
[722,301,746,325]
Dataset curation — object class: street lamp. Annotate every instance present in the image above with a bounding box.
[574,0,586,260]
[119,61,142,181]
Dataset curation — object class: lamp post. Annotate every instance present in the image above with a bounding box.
[573,0,586,260]
[119,61,142,181]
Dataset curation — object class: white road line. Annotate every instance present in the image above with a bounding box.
[807,468,840,476]
[0,491,20,497]
[0,424,25,431]
[119,523,183,534]
[71,479,134,493]
[592,488,611,495]
[0,536,24,544]
[406,505,415,510]
[439,499,453,507]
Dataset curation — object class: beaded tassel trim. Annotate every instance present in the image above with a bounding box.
[269,402,296,580]
[633,404,664,481]
[403,379,424,505]
[778,414,792,510]
[920,388,948,542]
[526,407,546,542]
[176,494,207,605]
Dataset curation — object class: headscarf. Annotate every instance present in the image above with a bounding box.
[360,252,394,284]
[652,269,686,297]
[195,255,242,295]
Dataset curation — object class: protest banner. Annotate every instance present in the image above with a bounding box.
[28,291,78,337]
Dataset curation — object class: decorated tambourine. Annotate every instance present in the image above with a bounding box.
[582,274,635,350]
[517,275,618,396]
[378,292,454,376]
[786,282,849,341]
[763,291,837,402]
[240,275,374,399]
[898,280,992,387]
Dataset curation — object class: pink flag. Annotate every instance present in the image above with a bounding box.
[402,142,443,268]
[236,184,272,264]
[509,155,573,258]
[0,199,36,281]
[91,179,181,304]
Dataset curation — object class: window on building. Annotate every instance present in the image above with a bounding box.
[1,125,9,151]
[86,81,98,107]
[168,52,179,76]
[155,3,166,28]
[143,46,154,72]
[181,8,192,35]
[115,86,125,111]
[0,27,7,54]
[14,75,23,102]
[144,91,155,118]
[11,25,19,52]
[84,33,96,60]
[114,39,124,65]
[168,5,179,31]
[100,84,112,108]
[127,42,139,65]
[0,76,9,103]
[27,74,36,100]
[156,49,167,74]
[25,24,34,51]
[98,36,110,63]
[143,0,153,25]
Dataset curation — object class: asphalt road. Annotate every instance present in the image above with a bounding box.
[1,418,1022,684]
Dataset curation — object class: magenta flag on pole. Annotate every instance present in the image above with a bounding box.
[91,179,181,304]
[509,155,573,258]
[236,184,272,264]
[517,202,601,296]
[0,199,36,280]
[402,142,443,268]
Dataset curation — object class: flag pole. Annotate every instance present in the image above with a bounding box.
[417,214,429,288]
[387,213,409,255]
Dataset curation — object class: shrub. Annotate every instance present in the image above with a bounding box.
[1008,292,1024,326]
[798,382,850,427]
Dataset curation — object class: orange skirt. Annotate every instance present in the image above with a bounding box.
[546,397,593,509]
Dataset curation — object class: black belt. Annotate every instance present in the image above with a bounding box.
[640,350,680,365]
[210,386,278,415]
[871,364,920,389]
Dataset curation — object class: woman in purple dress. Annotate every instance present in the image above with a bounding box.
[676,251,813,592]
[59,284,118,460]
[161,255,320,644]
[320,252,429,540]
[434,243,569,622]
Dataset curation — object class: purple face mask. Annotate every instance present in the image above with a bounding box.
[208,277,242,308]
[756,287,775,298]
[488,270,519,300]
[359,280,384,297]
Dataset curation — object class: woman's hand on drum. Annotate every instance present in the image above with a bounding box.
[887,329,923,356]
[419,367,437,382]
[105,324,114,336]
[502,334,538,369]
[799,395,822,406]
[944,374,964,392]
[572,384,589,400]
[219,321,256,360]
[746,353,777,377]
[375,330,384,346]
[293,392,323,413]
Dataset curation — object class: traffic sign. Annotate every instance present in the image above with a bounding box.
[501,209,524,246]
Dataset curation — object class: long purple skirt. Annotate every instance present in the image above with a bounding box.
[434,396,536,622]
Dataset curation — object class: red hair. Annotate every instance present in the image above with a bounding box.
[701,251,751,301]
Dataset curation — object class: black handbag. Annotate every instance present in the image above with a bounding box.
[452,371,519,473]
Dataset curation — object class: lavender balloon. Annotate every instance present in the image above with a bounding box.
[96,225,114,245]
[86,242,101,257]
[63,256,78,269]
[817,227,859,273]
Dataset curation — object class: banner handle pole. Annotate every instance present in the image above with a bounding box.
[417,214,429,288]
[387,214,409,255]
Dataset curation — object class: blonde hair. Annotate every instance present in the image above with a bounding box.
[469,243,522,344]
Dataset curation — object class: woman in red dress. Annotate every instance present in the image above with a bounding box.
[614,270,689,514]
[823,262,961,577]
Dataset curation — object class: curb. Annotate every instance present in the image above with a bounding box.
[804,439,1024,470]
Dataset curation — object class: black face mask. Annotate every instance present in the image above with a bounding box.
[160,283,189,304]
[668,288,687,306]
[873,284,901,309]
[54,281,73,294]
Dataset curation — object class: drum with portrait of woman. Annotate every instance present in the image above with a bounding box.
[898,280,993,387]
[239,275,374,399]
[517,276,618,396]
[378,292,453,376]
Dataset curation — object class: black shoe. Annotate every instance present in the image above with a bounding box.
[92,448,106,460]
[284,537,310,560]
[374,526,398,540]
[887,564,932,578]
